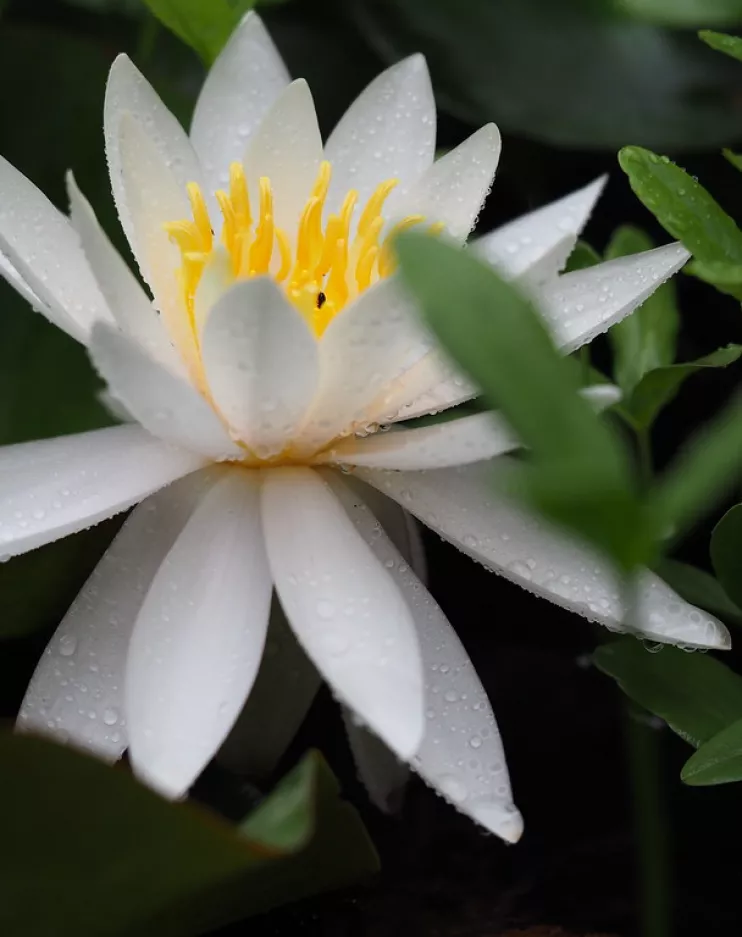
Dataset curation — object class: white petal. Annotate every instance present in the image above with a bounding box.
[324,55,436,220]
[343,709,410,813]
[66,172,185,375]
[475,176,607,286]
[114,113,199,370]
[328,473,522,841]
[201,278,319,457]
[243,79,323,236]
[0,154,112,341]
[105,54,205,247]
[127,469,272,798]
[191,12,290,194]
[0,248,49,314]
[90,323,242,460]
[393,124,501,241]
[536,243,690,354]
[0,424,204,558]
[298,279,431,453]
[359,461,730,650]
[218,603,321,777]
[17,469,217,761]
[261,467,425,759]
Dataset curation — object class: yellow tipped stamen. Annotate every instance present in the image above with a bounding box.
[248,178,275,275]
[164,221,203,254]
[378,214,427,277]
[311,160,332,203]
[187,183,213,252]
[428,221,446,236]
[356,244,378,293]
[316,214,342,279]
[275,229,292,282]
[229,162,251,227]
[356,178,398,240]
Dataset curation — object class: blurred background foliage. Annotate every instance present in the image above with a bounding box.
[4,1,742,936]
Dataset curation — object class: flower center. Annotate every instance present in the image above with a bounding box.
[164,161,441,340]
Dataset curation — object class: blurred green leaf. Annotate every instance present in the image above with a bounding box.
[396,232,649,571]
[723,148,742,172]
[351,0,742,150]
[617,0,742,27]
[0,738,377,937]
[685,258,742,300]
[564,239,601,273]
[619,146,742,268]
[657,557,742,624]
[61,0,143,13]
[711,504,742,611]
[617,344,742,430]
[681,716,742,784]
[699,29,742,62]
[142,0,256,64]
[595,638,742,748]
[606,226,679,396]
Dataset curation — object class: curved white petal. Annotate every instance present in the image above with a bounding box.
[298,279,431,453]
[66,172,185,375]
[261,467,425,759]
[243,79,323,236]
[127,469,272,798]
[343,709,410,813]
[475,176,606,286]
[0,154,112,341]
[114,112,199,371]
[328,473,522,841]
[393,124,501,241]
[0,424,204,559]
[324,55,436,220]
[90,323,241,460]
[191,11,290,194]
[105,54,205,247]
[201,278,319,457]
[17,469,218,761]
[359,461,730,650]
[536,243,689,354]
[0,249,49,315]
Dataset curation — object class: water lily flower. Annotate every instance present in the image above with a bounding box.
[1,12,728,845]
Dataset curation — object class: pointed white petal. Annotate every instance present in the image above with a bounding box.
[394,124,501,241]
[201,278,319,457]
[17,469,217,761]
[324,55,436,220]
[218,603,321,777]
[298,279,431,453]
[475,176,607,285]
[0,154,113,341]
[0,249,49,314]
[343,709,410,813]
[127,469,272,798]
[359,461,730,650]
[261,467,425,759]
[243,79,323,235]
[328,473,522,841]
[66,172,185,375]
[0,424,204,558]
[191,11,290,194]
[90,323,242,460]
[536,243,690,354]
[105,54,205,247]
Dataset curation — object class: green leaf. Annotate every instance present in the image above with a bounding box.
[606,226,679,395]
[595,638,742,748]
[0,737,377,937]
[699,29,742,62]
[617,0,742,27]
[711,504,742,612]
[619,146,742,266]
[723,148,742,172]
[564,239,602,273]
[351,0,742,150]
[652,392,742,541]
[142,0,257,64]
[656,557,742,625]
[618,344,742,430]
[396,232,649,571]
[685,257,742,300]
[681,716,742,785]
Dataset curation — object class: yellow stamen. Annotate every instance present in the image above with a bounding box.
[378,214,426,277]
[275,228,292,282]
[356,178,398,240]
[187,183,213,252]
[229,162,251,227]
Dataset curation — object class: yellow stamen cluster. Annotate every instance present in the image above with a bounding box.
[164,160,441,338]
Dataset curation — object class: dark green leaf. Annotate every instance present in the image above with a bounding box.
[619,146,742,266]
[606,226,679,395]
[396,232,649,570]
[618,344,742,430]
[723,148,742,172]
[351,0,742,150]
[564,239,601,273]
[699,29,742,62]
[0,738,377,937]
[142,0,256,64]
[617,0,742,27]
[595,638,742,748]
[657,557,742,624]
[685,257,742,300]
[711,504,742,611]
[681,716,742,784]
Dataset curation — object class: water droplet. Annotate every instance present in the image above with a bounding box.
[103,708,119,726]
[58,635,77,657]
[437,774,468,804]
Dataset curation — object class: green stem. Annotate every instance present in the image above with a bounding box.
[625,702,672,937]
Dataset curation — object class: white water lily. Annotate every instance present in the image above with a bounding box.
[0,12,728,845]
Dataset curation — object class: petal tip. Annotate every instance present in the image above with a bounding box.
[469,798,524,843]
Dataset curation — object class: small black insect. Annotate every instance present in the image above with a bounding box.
[317,291,327,309]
